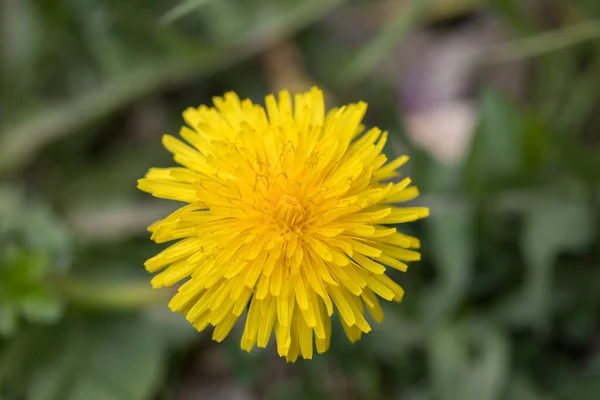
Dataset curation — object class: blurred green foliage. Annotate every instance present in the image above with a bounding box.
[0,189,70,337]
[1,0,600,399]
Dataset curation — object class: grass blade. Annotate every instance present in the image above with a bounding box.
[339,0,434,85]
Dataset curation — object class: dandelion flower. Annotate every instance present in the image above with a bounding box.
[138,87,429,362]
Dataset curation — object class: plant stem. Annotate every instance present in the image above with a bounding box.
[481,20,600,64]
[49,274,170,311]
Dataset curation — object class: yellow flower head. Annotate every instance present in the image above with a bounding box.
[138,87,429,362]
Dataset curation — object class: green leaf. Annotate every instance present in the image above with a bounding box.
[503,374,550,400]
[27,314,180,400]
[368,309,425,362]
[467,87,522,192]
[520,200,595,330]
[0,305,17,337]
[557,78,598,138]
[558,138,600,183]
[19,289,64,324]
[21,206,71,265]
[0,327,45,391]
[520,111,551,177]
[160,0,217,24]
[0,193,72,273]
[428,324,469,400]
[0,0,41,91]
[428,320,510,400]
[466,88,553,190]
[573,0,600,18]
[13,251,49,282]
[532,52,577,118]
[460,324,510,400]
[422,203,474,322]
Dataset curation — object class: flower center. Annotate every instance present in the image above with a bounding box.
[274,195,307,229]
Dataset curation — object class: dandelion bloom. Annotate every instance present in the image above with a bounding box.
[138,87,428,362]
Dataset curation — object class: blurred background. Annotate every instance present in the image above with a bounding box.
[1,0,600,399]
